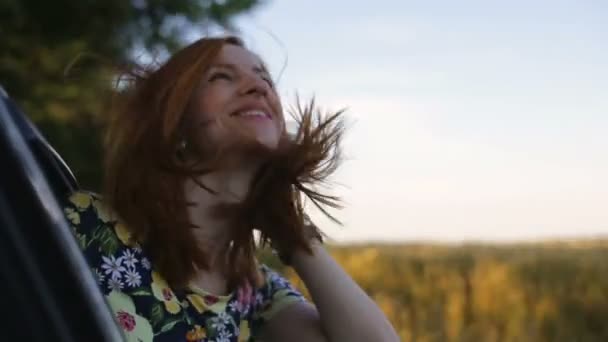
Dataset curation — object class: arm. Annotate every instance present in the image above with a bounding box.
[262,241,399,342]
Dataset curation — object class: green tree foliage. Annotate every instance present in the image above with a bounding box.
[262,239,608,342]
[0,0,261,189]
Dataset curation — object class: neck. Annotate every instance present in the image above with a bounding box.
[183,161,259,270]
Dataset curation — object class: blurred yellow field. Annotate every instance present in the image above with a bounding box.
[262,239,608,342]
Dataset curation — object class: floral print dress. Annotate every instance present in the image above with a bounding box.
[63,191,305,342]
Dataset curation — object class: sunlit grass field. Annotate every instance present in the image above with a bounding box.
[262,238,608,342]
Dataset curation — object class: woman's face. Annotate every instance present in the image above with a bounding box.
[187,44,284,156]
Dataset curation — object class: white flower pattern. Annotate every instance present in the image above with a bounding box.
[218,312,232,324]
[107,278,124,291]
[122,249,138,269]
[141,257,151,270]
[211,318,227,332]
[255,292,264,306]
[228,301,241,313]
[65,191,307,342]
[124,268,142,288]
[101,255,126,280]
[270,272,289,288]
[215,330,233,342]
[94,268,105,285]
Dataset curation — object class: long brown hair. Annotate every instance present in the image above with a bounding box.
[103,36,344,290]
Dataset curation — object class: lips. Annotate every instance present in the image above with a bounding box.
[232,109,271,119]
[230,103,273,120]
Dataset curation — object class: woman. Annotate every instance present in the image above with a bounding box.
[63,36,399,342]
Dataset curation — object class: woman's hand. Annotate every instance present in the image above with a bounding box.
[269,215,323,265]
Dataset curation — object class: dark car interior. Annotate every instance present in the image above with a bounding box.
[0,86,123,341]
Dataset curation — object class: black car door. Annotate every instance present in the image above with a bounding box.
[0,87,124,341]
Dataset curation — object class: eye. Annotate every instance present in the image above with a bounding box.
[261,75,274,88]
[208,71,232,82]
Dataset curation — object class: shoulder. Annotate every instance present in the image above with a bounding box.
[63,190,135,248]
[62,192,163,340]
[63,191,113,234]
[257,264,301,296]
[251,265,325,341]
[62,190,147,288]
[251,264,306,322]
[63,190,117,224]
[64,190,103,211]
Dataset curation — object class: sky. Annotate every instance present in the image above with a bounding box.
[213,0,607,243]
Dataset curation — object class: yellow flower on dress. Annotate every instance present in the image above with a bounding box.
[91,197,115,223]
[151,271,182,314]
[69,191,92,210]
[186,294,206,313]
[64,207,80,225]
[114,222,134,246]
[186,293,228,314]
[185,324,207,341]
[106,291,153,342]
[87,196,136,246]
[238,320,251,342]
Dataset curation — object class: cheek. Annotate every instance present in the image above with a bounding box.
[184,97,222,148]
[195,94,216,120]
[269,96,285,130]
[274,110,285,133]
[187,92,205,120]
[191,83,233,118]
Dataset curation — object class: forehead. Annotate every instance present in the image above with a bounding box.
[213,44,266,71]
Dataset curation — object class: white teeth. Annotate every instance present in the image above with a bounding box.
[237,110,268,118]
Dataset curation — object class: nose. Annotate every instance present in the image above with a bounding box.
[238,73,268,97]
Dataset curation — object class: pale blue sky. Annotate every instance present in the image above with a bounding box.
[221,0,607,242]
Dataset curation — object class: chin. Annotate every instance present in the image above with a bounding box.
[254,134,281,150]
[249,123,282,150]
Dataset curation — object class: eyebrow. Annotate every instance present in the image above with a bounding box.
[209,63,269,75]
